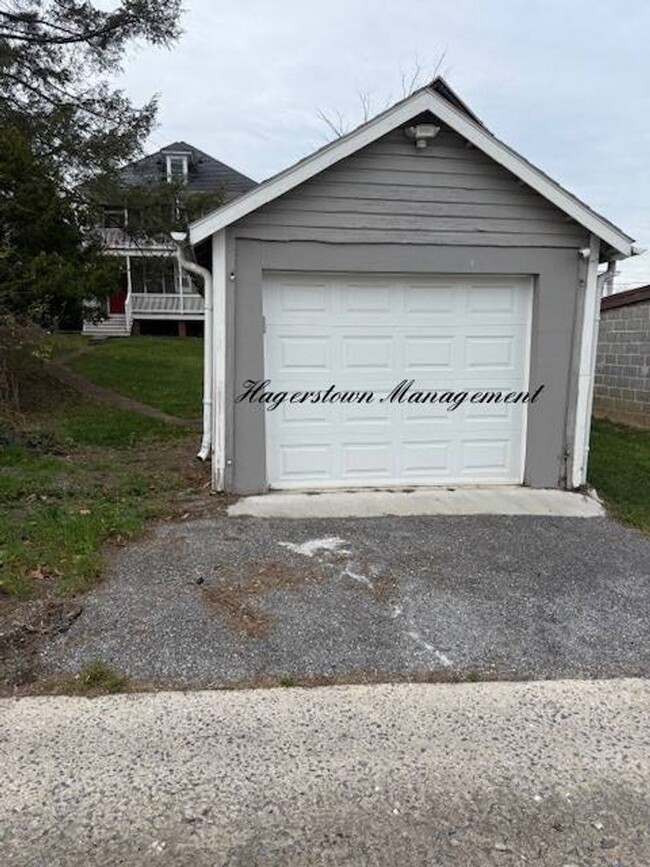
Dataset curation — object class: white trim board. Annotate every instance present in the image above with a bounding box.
[570,234,601,488]
[211,230,227,491]
[189,82,633,257]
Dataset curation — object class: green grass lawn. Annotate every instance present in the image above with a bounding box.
[588,418,650,533]
[0,363,202,598]
[66,336,203,418]
[2,335,647,602]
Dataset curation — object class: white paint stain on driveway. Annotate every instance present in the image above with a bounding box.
[406,631,453,667]
[343,564,375,591]
[278,537,349,558]
[278,536,454,668]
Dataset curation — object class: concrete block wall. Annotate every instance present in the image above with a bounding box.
[594,300,650,428]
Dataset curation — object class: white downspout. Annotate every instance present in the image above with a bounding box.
[603,260,616,297]
[171,232,213,461]
[210,231,227,492]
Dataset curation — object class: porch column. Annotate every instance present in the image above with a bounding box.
[125,254,133,333]
[178,259,184,315]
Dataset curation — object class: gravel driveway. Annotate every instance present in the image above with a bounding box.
[40,514,650,687]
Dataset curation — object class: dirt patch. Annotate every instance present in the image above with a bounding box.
[341,558,397,606]
[16,667,508,697]
[202,560,323,638]
[368,572,395,605]
[5,365,93,419]
[0,586,82,693]
[207,667,505,690]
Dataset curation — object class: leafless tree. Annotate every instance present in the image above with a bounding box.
[317,53,448,140]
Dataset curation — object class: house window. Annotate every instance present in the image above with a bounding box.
[130,258,179,294]
[103,208,126,229]
[165,154,189,184]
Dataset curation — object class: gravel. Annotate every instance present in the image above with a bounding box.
[38,513,650,688]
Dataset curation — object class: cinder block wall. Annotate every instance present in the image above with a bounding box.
[594,300,650,428]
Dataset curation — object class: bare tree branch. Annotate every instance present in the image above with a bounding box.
[317,54,450,140]
[358,88,372,123]
[401,58,422,97]
[317,107,348,138]
[430,50,447,81]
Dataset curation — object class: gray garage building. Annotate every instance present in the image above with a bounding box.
[187,78,639,495]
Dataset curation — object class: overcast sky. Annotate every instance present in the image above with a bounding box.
[114,0,650,287]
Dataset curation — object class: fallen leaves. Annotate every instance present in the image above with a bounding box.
[29,566,62,581]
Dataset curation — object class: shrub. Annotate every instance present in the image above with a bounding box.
[0,316,50,416]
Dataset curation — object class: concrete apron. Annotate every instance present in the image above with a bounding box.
[228,486,605,519]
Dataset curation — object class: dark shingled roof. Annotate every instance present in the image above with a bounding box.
[118,141,257,202]
[601,284,650,310]
[428,76,486,128]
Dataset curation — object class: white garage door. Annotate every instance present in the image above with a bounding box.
[263,273,533,488]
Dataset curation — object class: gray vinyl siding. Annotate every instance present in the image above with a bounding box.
[233,126,587,248]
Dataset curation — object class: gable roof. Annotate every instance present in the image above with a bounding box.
[428,77,486,127]
[189,79,634,257]
[119,141,257,202]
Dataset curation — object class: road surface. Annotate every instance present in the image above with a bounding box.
[2,679,649,865]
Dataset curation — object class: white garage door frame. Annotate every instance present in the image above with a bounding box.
[263,272,534,490]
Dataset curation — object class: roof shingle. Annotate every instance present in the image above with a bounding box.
[118,141,257,201]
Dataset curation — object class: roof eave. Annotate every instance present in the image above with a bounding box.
[189,86,634,257]
[189,89,435,244]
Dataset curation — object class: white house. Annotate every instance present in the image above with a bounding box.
[84,142,255,338]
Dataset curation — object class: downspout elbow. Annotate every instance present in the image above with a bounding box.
[197,438,211,462]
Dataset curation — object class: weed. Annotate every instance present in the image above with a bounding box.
[61,661,128,696]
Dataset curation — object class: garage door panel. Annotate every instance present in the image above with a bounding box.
[460,439,511,475]
[466,284,517,315]
[264,276,332,319]
[403,336,455,371]
[339,398,392,426]
[465,335,516,371]
[464,400,519,423]
[278,284,330,315]
[401,440,452,476]
[340,283,393,315]
[276,398,332,426]
[341,335,395,372]
[401,402,455,423]
[403,284,456,317]
[270,333,333,374]
[264,273,532,487]
[276,443,333,481]
[342,442,393,478]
